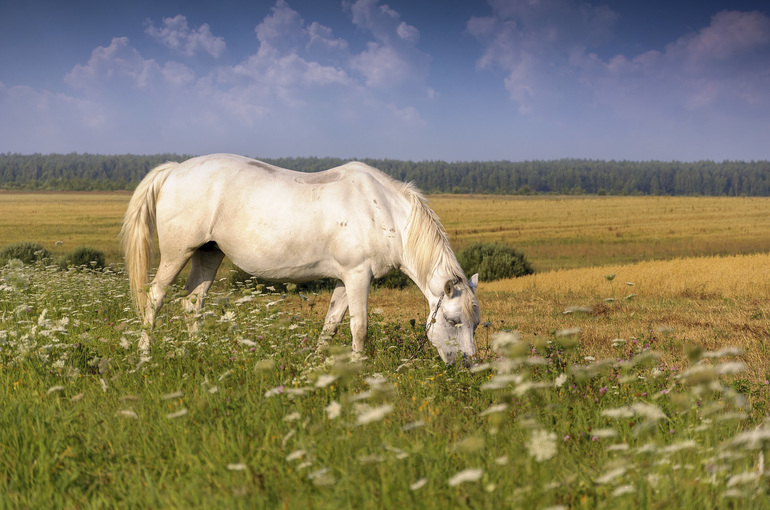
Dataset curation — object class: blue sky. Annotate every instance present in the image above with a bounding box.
[1,0,769,161]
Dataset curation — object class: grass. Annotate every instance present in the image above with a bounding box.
[2,260,770,508]
[3,192,770,507]
[4,192,770,272]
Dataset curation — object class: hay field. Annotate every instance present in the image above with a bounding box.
[3,192,770,273]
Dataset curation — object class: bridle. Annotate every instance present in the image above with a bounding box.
[396,293,444,371]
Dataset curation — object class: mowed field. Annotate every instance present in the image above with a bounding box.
[3,191,770,507]
[4,192,770,270]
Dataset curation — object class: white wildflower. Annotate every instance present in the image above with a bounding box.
[479,403,508,416]
[402,420,424,431]
[527,429,558,462]
[356,404,393,425]
[612,484,635,497]
[595,466,627,485]
[265,386,284,397]
[554,373,568,388]
[46,385,65,395]
[283,412,301,422]
[116,409,138,419]
[727,471,759,487]
[315,374,338,388]
[410,478,428,491]
[716,361,747,375]
[166,408,188,419]
[447,468,483,487]
[227,463,247,471]
[286,450,306,462]
[100,378,108,392]
[490,331,521,351]
[661,440,697,454]
[592,428,618,439]
[326,400,342,420]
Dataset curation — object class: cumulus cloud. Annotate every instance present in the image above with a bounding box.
[65,37,160,90]
[145,15,226,58]
[5,0,434,155]
[344,0,429,89]
[470,1,770,127]
[468,0,619,113]
[572,10,770,114]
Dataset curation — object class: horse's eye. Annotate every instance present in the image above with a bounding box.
[446,318,457,327]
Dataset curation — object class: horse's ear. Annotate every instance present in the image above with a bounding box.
[444,279,454,296]
[469,273,478,293]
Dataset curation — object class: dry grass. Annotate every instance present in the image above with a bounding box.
[430,194,770,271]
[0,192,129,262]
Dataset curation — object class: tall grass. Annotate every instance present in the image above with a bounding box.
[2,260,769,508]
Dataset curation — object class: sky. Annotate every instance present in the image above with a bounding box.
[1,0,769,162]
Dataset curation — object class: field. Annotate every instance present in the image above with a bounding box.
[2,192,770,507]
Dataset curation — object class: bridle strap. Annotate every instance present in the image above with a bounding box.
[396,293,444,371]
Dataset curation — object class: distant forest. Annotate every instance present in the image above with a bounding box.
[1,153,769,196]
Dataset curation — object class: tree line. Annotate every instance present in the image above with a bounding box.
[1,152,769,196]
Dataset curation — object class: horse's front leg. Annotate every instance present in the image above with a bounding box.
[319,281,348,345]
[344,272,371,354]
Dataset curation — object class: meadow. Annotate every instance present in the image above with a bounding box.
[2,192,770,508]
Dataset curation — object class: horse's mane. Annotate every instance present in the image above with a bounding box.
[355,164,479,322]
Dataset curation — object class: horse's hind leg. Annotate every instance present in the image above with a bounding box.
[183,244,225,331]
[139,249,193,351]
[318,281,348,346]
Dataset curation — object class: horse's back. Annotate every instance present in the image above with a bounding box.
[154,154,410,281]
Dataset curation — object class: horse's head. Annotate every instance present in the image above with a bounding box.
[428,273,480,366]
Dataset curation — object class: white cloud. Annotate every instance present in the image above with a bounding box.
[349,42,410,88]
[0,82,105,153]
[64,37,161,90]
[145,15,226,58]
[468,0,619,113]
[397,22,419,43]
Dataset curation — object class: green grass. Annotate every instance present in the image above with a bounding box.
[1,262,768,508]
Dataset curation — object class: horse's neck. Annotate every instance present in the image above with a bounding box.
[401,263,452,307]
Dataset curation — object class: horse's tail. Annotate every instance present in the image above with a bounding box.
[119,162,177,321]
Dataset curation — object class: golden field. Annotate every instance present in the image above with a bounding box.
[2,191,770,384]
[3,192,770,271]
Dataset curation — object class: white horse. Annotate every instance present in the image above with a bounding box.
[120,154,480,365]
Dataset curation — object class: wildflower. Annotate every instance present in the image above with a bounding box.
[402,420,424,431]
[326,401,341,420]
[116,409,138,419]
[308,467,335,486]
[46,385,65,395]
[591,428,617,439]
[479,403,508,416]
[265,385,284,397]
[408,478,427,491]
[227,463,247,471]
[661,440,696,454]
[166,408,188,419]
[527,429,558,462]
[612,484,635,497]
[356,404,393,425]
[286,450,306,462]
[554,373,568,388]
[447,468,483,487]
[283,412,301,422]
[595,466,626,485]
[315,374,338,388]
